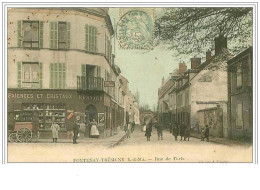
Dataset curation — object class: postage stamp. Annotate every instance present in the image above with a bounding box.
[117,8,155,50]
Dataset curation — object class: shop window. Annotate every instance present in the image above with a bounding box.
[236,103,243,128]
[85,25,97,52]
[50,63,66,89]
[17,21,43,48]
[236,67,242,88]
[50,21,70,49]
[21,62,40,88]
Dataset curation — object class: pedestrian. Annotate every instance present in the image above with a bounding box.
[73,119,80,144]
[131,121,135,133]
[184,125,190,141]
[124,123,128,133]
[90,119,99,138]
[50,117,60,143]
[145,121,152,141]
[180,122,186,141]
[157,122,163,140]
[169,122,173,134]
[205,125,210,142]
[201,127,205,141]
[172,122,179,141]
[127,123,131,138]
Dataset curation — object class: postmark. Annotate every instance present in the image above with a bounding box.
[117,8,155,50]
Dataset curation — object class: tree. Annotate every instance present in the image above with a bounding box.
[155,7,253,55]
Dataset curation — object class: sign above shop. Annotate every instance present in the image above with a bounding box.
[104,81,115,87]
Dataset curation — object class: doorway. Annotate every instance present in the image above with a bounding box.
[85,104,97,137]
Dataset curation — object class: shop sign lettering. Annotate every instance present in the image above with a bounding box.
[8,93,73,99]
[78,95,103,101]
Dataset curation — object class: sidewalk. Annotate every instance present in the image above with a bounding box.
[34,130,127,147]
[190,132,252,146]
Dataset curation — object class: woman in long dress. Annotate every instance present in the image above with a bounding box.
[90,119,99,138]
[50,118,60,143]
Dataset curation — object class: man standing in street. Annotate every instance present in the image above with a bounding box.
[172,122,179,141]
[131,121,135,133]
[145,120,153,141]
[205,125,210,142]
[157,122,163,140]
[180,122,186,141]
[73,119,80,144]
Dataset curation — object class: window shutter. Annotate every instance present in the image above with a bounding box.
[66,22,70,49]
[63,63,66,89]
[39,62,43,88]
[17,21,22,47]
[39,21,44,48]
[105,35,107,55]
[50,22,58,49]
[17,62,22,88]
[97,66,101,77]
[94,27,97,52]
[50,63,53,88]
[85,24,89,51]
[82,64,86,76]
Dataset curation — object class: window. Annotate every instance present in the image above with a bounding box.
[50,63,66,89]
[236,103,243,127]
[50,22,70,49]
[236,67,242,88]
[17,21,43,48]
[85,25,97,52]
[21,62,41,88]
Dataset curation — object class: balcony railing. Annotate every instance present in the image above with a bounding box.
[77,76,104,91]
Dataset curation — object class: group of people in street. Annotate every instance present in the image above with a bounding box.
[171,122,190,141]
[124,121,136,138]
[141,120,210,142]
[50,116,100,144]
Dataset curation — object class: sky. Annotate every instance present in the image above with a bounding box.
[109,8,189,109]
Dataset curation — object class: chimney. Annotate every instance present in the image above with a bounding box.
[190,57,201,69]
[179,61,187,76]
[214,35,227,56]
[161,77,165,86]
[206,50,211,63]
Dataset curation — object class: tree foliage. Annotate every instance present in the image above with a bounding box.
[155,7,253,55]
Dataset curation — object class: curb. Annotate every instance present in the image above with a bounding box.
[110,132,128,148]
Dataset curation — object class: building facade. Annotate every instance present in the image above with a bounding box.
[227,47,253,140]
[7,8,125,138]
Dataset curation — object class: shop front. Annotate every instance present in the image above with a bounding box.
[7,89,119,139]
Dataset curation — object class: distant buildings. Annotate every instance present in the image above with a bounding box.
[158,35,253,141]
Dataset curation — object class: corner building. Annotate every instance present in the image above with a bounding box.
[7,8,124,138]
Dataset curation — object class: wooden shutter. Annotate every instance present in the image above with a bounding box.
[85,24,89,51]
[63,63,66,89]
[39,21,44,48]
[39,62,43,88]
[94,27,97,52]
[66,22,70,49]
[82,64,86,76]
[97,66,101,77]
[17,62,22,88]
[50,63,54,88]
[17,21,22,47]
[50,22,58,49]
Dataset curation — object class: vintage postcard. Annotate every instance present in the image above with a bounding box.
[4,4,256,163]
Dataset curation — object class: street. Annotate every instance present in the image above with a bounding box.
[7,126,252,163]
